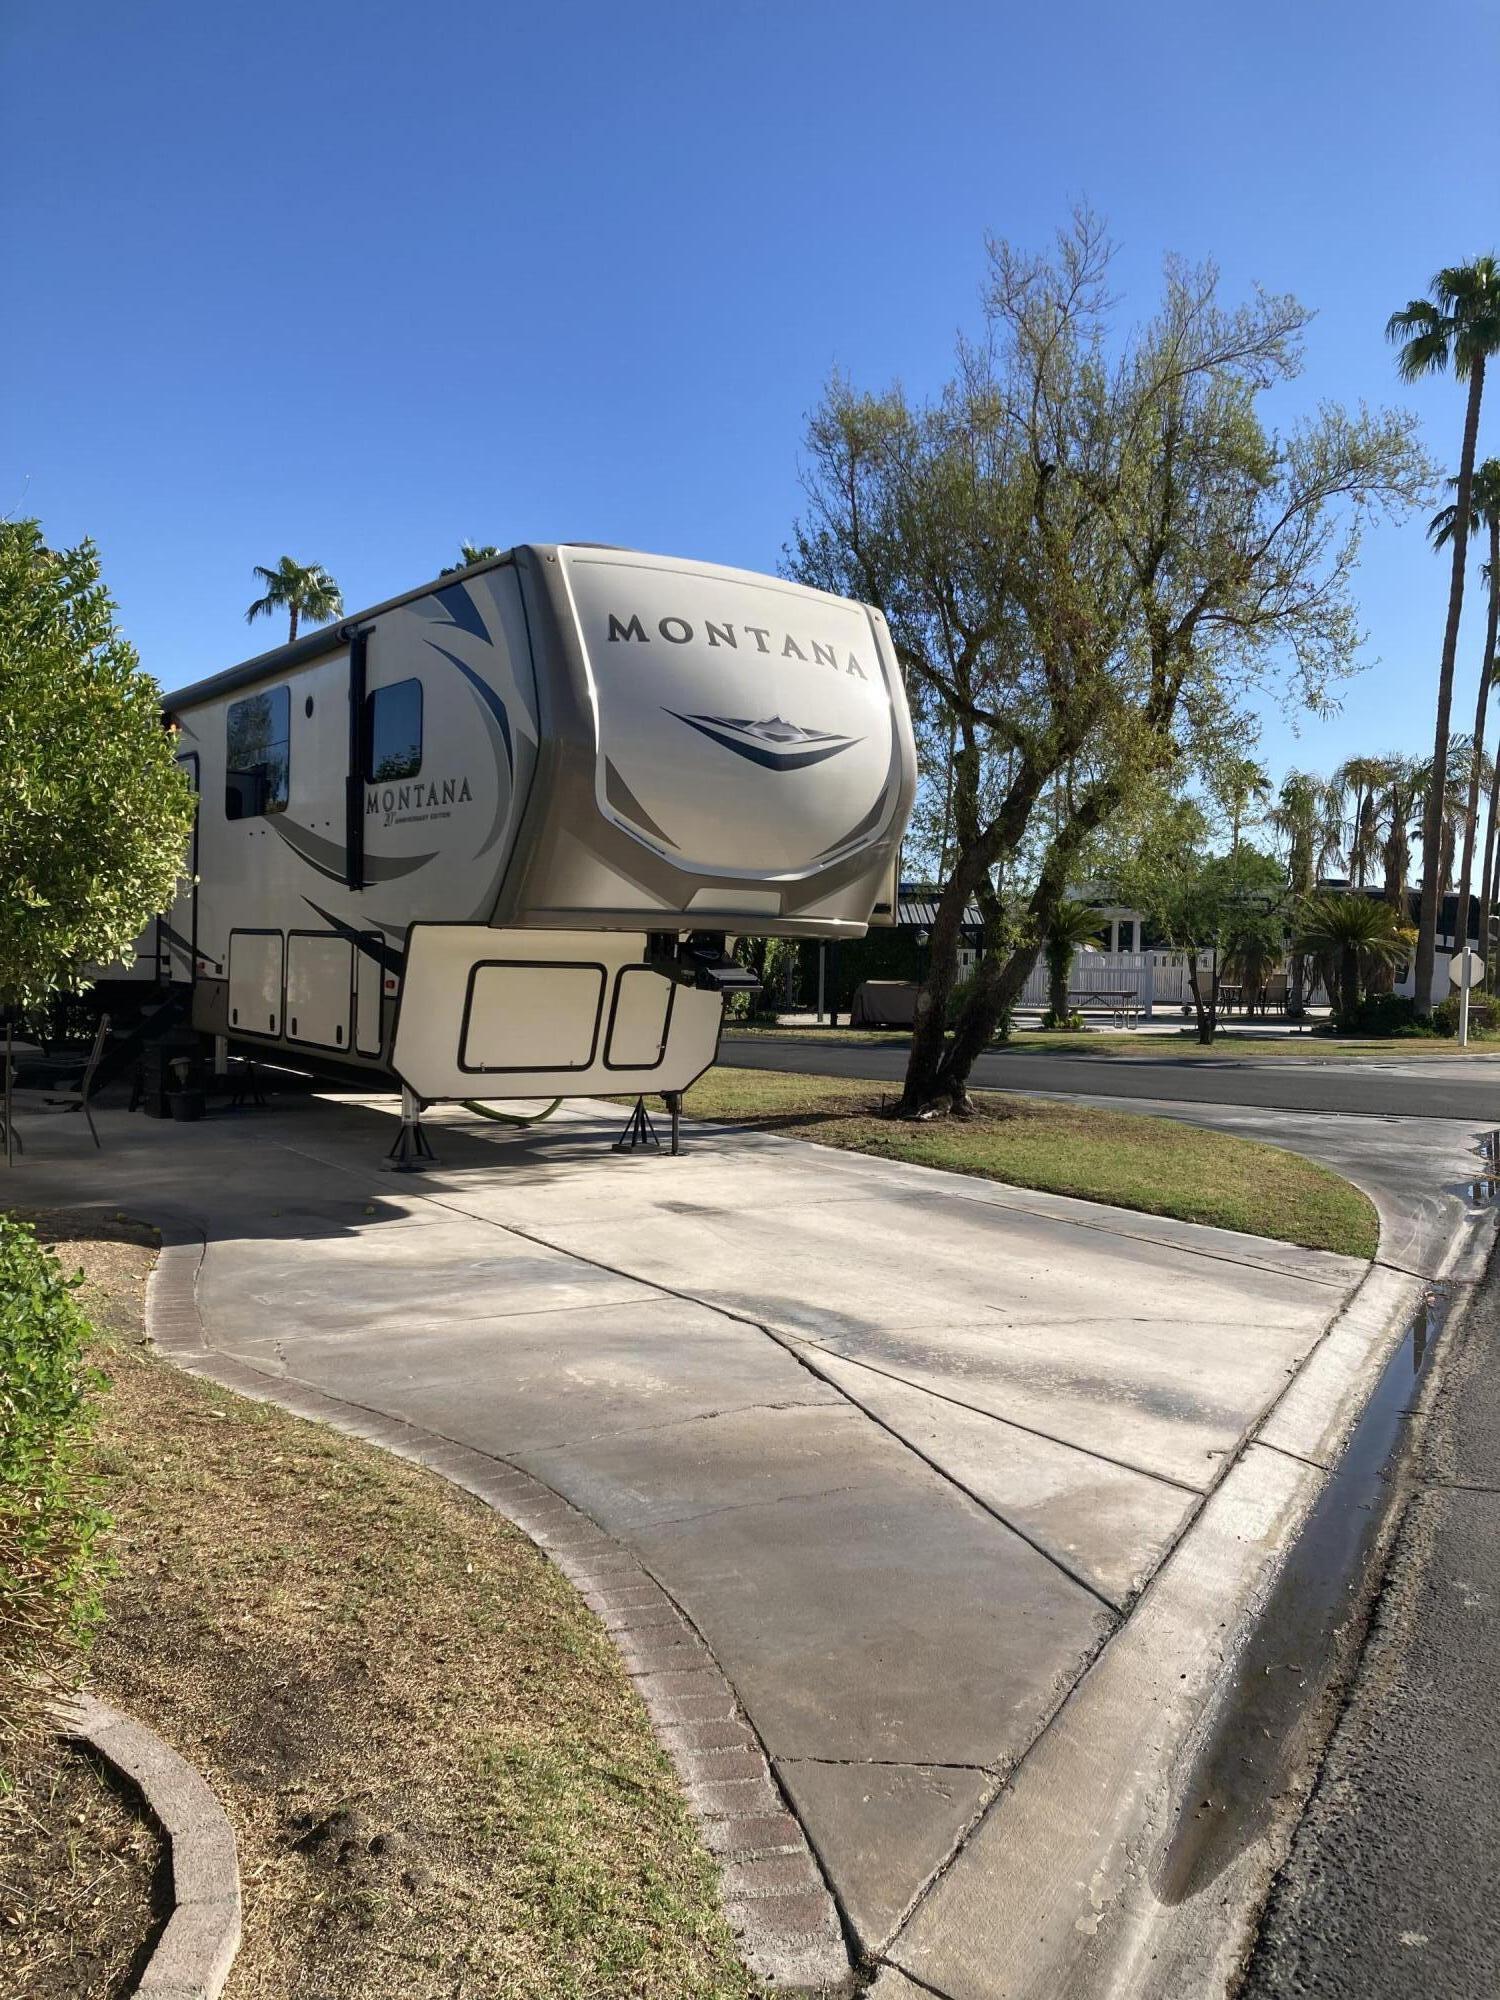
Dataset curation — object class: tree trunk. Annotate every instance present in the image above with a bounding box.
[901,847,993,1110]
[1453,563,1496,946]
[1415,358,1487,1013]
[899,742,1052,1114]
[288,605,299,643]
[1187,951,1217,1044]
[931,768,1125,1104]
[1288,950,1306,1018]
[1468,529,1500,973]
[1340,943,1359,1026]
[1047,945,1069,1024]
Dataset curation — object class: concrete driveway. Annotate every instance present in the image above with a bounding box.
[10,1086,1393,1975]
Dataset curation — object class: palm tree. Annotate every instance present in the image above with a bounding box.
[1332,754,1391,886]
[1041,900,1105,1027]
[1431,458,1500,954]
[245,557,344,645]
[1269,771,1343,1014]
[439,542,501,577]
[1295,891,1414,1028]
[1217,756,1273,854]
[1388,255,1500,1011]
[1374,756,1423,909]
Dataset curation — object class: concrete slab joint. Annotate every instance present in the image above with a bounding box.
[59,1691,242,2000]
[144,1221,855,1997]
[42,1090,1497,2000]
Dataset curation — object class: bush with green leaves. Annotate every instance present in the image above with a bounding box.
[0,520,196,1008]
[0,1217,108,1780]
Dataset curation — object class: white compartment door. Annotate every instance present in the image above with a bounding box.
[355,936,386,1058]
[229,932,284,1038]
[286,934,354,1051]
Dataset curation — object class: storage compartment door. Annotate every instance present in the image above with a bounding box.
[355,937,385,1057]
[229,932,284,1038]
[461,961,606,1073]
[286,934,354,1051]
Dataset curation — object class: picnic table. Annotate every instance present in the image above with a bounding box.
[1067,988,1142,1029]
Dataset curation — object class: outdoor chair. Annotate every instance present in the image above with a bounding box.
[6,1013,111,1151]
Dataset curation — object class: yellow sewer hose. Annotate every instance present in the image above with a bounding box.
[463,1097,563,1126]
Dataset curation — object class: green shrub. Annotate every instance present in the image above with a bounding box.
[1320,993,1436,1039]
[1430,993,1497,1040]
[0,1216,108,1780]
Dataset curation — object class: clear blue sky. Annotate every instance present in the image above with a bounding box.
[4,0,1497,797]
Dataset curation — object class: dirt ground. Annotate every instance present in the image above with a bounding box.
[1,1210,759,2000]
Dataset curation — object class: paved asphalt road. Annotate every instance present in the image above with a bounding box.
[722,1035,1500,1122]
[1241,1244,1500,1999]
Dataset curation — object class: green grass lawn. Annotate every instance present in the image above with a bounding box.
[682,1068,1379,1259]
[3,1215,761,2000]
[724,1023,1500,1060]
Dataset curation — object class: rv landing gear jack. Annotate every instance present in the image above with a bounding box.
[613,1093,681,1157]
[386,1087,437,1172]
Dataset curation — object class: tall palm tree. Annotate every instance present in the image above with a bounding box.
[1431,458,1500,953]
[1269,771,1343,1014]
[439,542,501,577]
[1332,753,1392,886]
[1217,755,1272,854]
[1388,255,1500,1010]
[1374,756,1423,910]
[245,557,344,645]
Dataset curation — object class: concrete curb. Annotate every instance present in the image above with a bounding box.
[144,1232,852,1996]
[58,1692,241,2000]
[882,1191,1500,2000]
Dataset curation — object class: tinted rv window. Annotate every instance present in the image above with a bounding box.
[365,678,423,781]
[225,685,291,819]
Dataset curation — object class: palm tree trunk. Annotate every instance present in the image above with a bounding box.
[1475,537,1500,980]
[1341,943,1360,1025]
[288,606,299,643]
[1415,358,1488,1011]
[1455,528,1500,951]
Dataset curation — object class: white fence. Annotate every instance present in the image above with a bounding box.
[1014,950,1329,1019]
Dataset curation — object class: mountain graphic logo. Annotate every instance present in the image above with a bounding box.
[668,711,861,772]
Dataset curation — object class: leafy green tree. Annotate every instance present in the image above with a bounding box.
[1122,842,1285,1045]
[1041,900,1105,1027]
[245,555,343,644]
[1388,256,1500,1009]
[440,542,501,577]
[1295,891,1414,1027]
[0,522,196,1007]
[793,214,1430,1110]
[1430,458,1500,946]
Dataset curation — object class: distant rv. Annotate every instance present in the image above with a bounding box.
[110,545,916,1113]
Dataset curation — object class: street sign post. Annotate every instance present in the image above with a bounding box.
[1449,947,1486,1047]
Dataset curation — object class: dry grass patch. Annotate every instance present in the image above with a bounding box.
[3,1215,759,2000]
[682,1070,1379,1259]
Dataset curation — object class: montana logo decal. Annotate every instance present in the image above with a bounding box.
[667,712,861,772]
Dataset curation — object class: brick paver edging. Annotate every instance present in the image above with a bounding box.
[145,1230,853,1995]
[59,1691,242,2000]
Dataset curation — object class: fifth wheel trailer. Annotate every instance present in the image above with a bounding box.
[134,544,916,1113]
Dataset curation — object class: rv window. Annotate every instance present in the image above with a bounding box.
[365,678,423,781]
[225,686,291,819]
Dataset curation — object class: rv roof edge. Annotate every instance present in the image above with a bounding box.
[162,548,523,710]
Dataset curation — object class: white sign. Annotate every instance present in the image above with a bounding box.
[1449,948,1485,991]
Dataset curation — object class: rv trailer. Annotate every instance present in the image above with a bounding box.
[134,545,915,1130]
